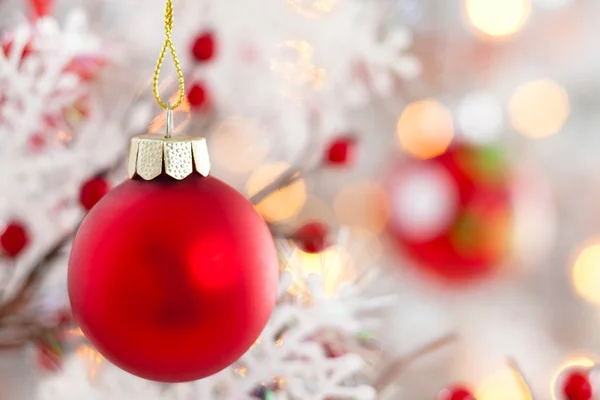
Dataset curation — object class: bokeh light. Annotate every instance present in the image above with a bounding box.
[396,99,454,159]
[457,92,504,144]
[270,40,326,90]
[533,0,572,10]
[508,79,570,139]
[287,0,338,17]
[571,241,600,305]
[476,369,532,400]
[286,246,355,297]
[247,162,307,223]
[465,0,531,38]
[210,118,270,174]
[334,180,389,234]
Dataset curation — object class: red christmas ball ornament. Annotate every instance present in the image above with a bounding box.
[561,370,593,400]
[438,385,476,400]
[293,221,330,253]
[324,136,357,166]
[187,82,210,110]
[0,221,29,258]
[79,176,111,211]
[191,31,216,62]
[386,143,512,282]
[68,134,278,382]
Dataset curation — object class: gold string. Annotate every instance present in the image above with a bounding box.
[153,0,185,110]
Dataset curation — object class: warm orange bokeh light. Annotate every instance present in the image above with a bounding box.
[476,369,532,400]
[396,99,454,160]
[508,79,570,139]
[465,0,531,38]
[210,118,270,174]
[333,180,389,234]
[246,162,307,223]
[286,246,355,297]
[571,241,600,305]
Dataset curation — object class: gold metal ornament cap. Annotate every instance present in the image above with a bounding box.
[128,134,211,181]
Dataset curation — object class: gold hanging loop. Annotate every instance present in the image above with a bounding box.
[153,0,185,111]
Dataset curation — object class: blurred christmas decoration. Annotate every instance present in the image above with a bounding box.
[0,0,599,399]
[386,143,512,282]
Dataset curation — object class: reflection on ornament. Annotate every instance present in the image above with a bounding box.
[287,0,339,18]
[247,162,307,222]
[396,99,454,160]
[476,369,532,400]
[388,163,458,241]
[270,40,326,90]
[508,79,570,139]
[465,0,531,38]
[571,241,600,305]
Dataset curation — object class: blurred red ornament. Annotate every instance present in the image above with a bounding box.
[294,221,330,253]
[325,136,356,166]
[191,32,216,62]
[29,0,54,18]
[187,82,210,110]
[386,143,512,282]
[439,386,476,400]
[68,174,279,382]
[561,370,593,400]
[79,176,111,211]
[0,221,29,258]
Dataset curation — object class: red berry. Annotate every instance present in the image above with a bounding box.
[79,176,110,211]
[187,82,210,110]
[2,39,33,60]
[439,386,476,400]
[325,136,357,166]
[191,32,216,62]
[29,0,54,18]
[37,345,62,373]
[294,221,329,253]
[562,370,593,400]
[0,221,29,258]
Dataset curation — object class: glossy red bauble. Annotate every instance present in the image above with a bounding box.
[68,175,279,382]
[0,221,29,258]
[79,176,110,211]
[386,144,512,282]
